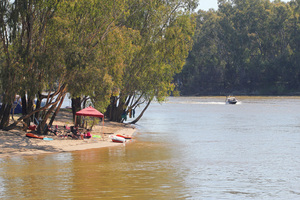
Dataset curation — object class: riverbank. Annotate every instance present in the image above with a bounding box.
[0,109,135,157]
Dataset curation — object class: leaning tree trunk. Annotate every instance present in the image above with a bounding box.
[49,94,66,126]
[39,89,67,134]
[129,99,152,124]
[38,101,58,135]
[4,98,61,131]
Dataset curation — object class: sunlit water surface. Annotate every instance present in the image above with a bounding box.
[0,97,300,199]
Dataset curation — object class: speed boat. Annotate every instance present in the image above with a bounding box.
[225,96,238,104]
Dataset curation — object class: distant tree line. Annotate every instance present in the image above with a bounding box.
[0,0,196,132]
[175,0,300,96]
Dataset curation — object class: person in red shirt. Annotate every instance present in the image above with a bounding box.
[84,129,92,139]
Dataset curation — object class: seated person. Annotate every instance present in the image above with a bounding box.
[64,125,70,131]
[47,125,57,135]
[69,126,80,139]
[84,129,92,139]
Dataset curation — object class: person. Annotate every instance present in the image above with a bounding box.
[47,125,52,132]
[121,110,127,121]
[53,125,59,135]
[80,131,84,140]
[70,126,80,139]
[47,125,57,135]
[84,129,92,139]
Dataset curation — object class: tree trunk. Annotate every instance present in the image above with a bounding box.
[21,93,27,116]
[0,103,12,129]
[113,99,124,122]
[11,104,16,121]
[72,97,81,125]
[49,94,66,126]
[34,92,43,122]
[129,99,151,124]
[105,96,116,120]
[21,93,33,127]
[105,96,124,122]
[4,101,56,131]
[41,105,56,135]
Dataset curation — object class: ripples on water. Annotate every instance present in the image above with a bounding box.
[136,97,300,199]
[0,97,300,199]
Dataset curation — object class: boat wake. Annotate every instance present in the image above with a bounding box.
[166,101,226,105]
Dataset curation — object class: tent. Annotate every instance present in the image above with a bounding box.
[10,102,22,114]
[75,106,104,135]
[75,106,104,118]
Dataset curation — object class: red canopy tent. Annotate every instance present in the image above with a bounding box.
[75,106,104,118]
[75,106,104,134]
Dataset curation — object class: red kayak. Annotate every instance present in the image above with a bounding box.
[26,132,44,139]
[116,134,132,139]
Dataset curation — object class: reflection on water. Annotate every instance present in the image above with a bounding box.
[0,143,187,199]
[0,153,74,199]
[0,97,300,199]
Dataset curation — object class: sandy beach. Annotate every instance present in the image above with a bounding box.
[0,109,135,157]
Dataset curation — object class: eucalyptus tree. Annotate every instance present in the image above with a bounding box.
[0,0,64,131]
[53,0,140,125]
[106,0,197,123]
[0,0,140,131]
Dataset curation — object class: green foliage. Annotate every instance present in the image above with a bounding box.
[105,0,197,122]
[0,0,197,128]
[51,0,139,114]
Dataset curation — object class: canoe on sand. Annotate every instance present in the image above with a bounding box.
[26,132,44,139]
[111,136,126,143]
[116,134,132,139]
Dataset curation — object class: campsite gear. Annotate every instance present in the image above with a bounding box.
[43,137,53,141]
[28,125,37,131]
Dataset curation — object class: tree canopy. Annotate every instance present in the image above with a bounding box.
[176,0,300,96]
[0,0,197,131]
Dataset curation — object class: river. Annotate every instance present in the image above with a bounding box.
[0,97,300,199]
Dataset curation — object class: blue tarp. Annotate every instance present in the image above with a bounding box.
[0,103,22,114]
[11,103,22,114]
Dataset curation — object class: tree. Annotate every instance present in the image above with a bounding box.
[0,0,63,131]
[106,0,197,123]
[53,0,139,125]
[177,0,300,96]
[175,9,225,95]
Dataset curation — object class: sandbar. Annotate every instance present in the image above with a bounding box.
[0,110,135,157]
